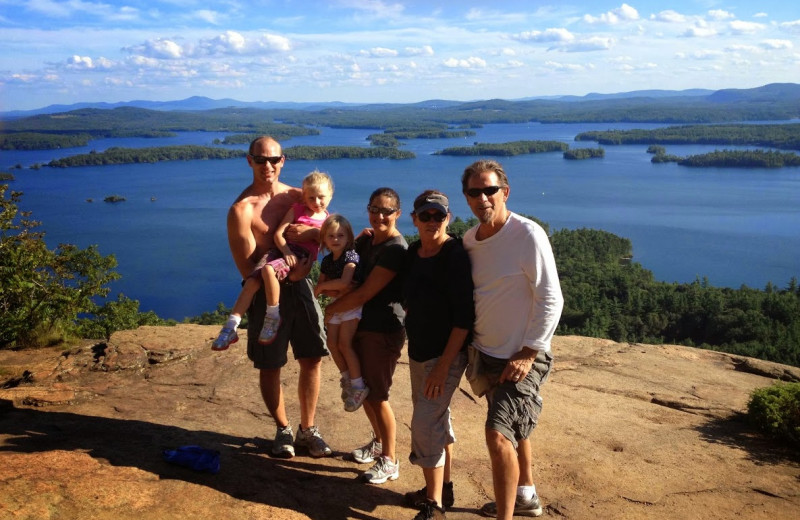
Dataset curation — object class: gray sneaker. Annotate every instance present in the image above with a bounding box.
[258,314,281,345]
[361,455,399,484]
[344,386,369,412]
[479,494,543,517]
[351,437,382,463]
[294,425,332,458]
[271,425,295,458]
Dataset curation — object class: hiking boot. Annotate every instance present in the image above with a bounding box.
[351,437,382,464]
[271,425,295,458]
[479,494,543,517]
[258,314,281,345]
[405,481,455,509]
[211,326,238,351]
[413,499,446,520]
[344,386,369,412]
[294,425,332,458]
[361,455,399,484]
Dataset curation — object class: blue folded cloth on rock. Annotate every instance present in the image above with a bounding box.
[162,445,220,474]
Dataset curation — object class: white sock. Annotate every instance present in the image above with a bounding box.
[340,370,350,381]
[225,315,241,330]
[518,485,536,500]
[266,304,280,319]
[351,376,365,390]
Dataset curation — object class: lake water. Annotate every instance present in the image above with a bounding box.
[2,122,799,320]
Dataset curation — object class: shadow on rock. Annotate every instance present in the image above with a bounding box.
[0,399,399,520]
[693,411,800,465]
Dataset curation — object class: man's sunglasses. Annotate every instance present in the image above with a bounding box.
[367,205,398,216]
[465,186,503,198]
[249,154,283,165]
[416,211,447,223]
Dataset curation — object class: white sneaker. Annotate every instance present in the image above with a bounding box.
[361,455,399,484]
[344,386,369,412]
[294,425,332,458]
[351,437,382,464]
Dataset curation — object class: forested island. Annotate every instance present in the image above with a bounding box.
[283,145,414,160]
[564,148,605,160]
[47,145,245,167]
[44,144,414,167]
[435,140,568,156]
[651,149,800,168]
[576,123,800,151]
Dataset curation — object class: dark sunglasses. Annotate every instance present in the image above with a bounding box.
[249,154,283,165]
[416,211,447,223]
[465,185,503,198]
[367,205,398,216]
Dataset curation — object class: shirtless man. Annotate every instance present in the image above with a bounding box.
[226,136,331,458]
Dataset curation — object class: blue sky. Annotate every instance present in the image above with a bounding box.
[1,1,798,111]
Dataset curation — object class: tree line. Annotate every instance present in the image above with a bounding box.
[649,149,800,168]
[4,83,799,152]
[435,140,568,156]
[43,144,417,167]
[576,123,800,151]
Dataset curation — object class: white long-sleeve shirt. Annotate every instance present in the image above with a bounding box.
[463,212,564,358]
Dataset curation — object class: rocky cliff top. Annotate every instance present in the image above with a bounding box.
[1,324,798,519]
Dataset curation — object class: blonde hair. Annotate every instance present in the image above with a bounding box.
[319,214,355,252]
[302,170,334,196]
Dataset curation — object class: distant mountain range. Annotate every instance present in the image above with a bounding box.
[1,83,798,121]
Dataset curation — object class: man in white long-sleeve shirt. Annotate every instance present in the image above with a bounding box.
[461,159,564,520]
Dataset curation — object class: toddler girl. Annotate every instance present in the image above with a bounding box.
[314,214,369,412]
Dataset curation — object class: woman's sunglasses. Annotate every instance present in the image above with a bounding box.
[465,186,503,198]
[416,211,447,223]
[367,205,398,216]
[249,154,283,165]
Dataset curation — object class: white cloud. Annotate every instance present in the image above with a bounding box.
[780,20,800,33]
[197,31,247,55]
[651,11,687,23]
[584,3,639,25]
[761,39,793,49]
[338,0,405,19]
[726,44,760,53]
[194,10,221,25]
[683,26,717,37]
[404,45,434,56]
[257,34,292,52]
[442,56,486,68]
[707,10,735,21]
[754,12,768,19]
[689,50,724,60]
[513,28,574,43]
[505,60,524,68]
[361,47,399,58]
[66,55,94,69]
[729,20,766,34]
[127,38,184,59]
[560,37,614,52]
[544,60,595,72]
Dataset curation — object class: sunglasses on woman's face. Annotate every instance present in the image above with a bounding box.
[249,154,283,165]
[465,185,503,198]
[367,205,398,216]
[416,211,447,223]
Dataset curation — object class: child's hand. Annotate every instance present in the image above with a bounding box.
[284,253,298,268]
